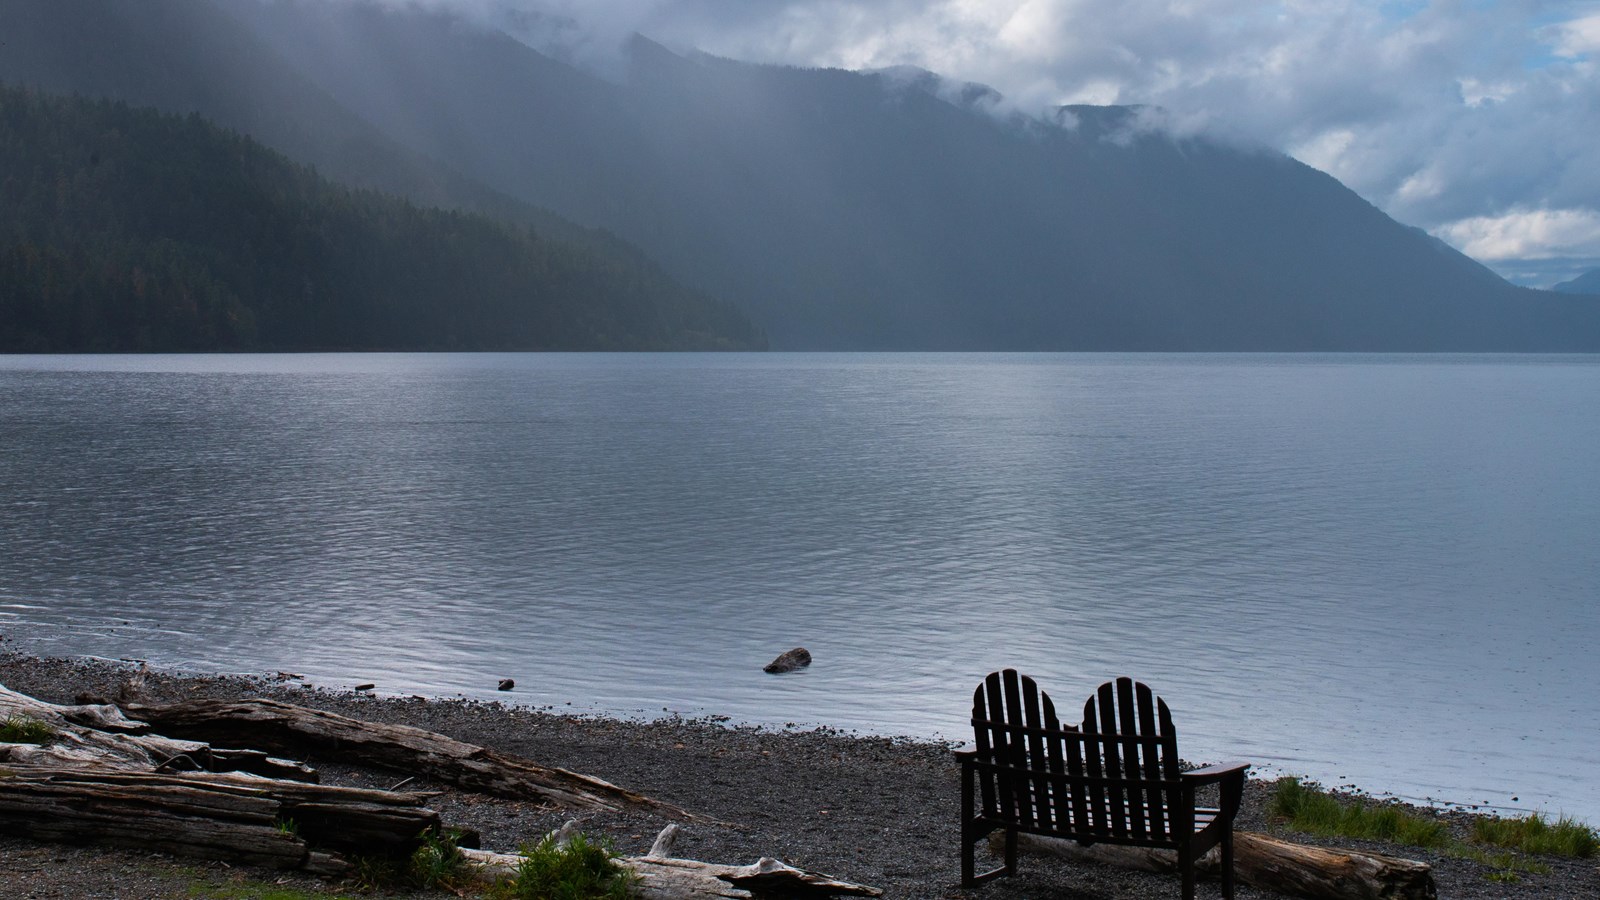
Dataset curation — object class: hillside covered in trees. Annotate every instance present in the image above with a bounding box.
[0,84,766,352]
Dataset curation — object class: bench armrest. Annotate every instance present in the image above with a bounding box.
[953,749,978,762]
[1181,761,1249,784]
[1182,761,1248,826]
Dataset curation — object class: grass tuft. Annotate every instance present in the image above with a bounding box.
[407,827,471,891]
[1273,777,1598,885]
[1268,777,1449,848]
[351,826,471,893]
[350,853,404,893]
[1471,812,1598,859]
[0,715,56,744]
[487,831,636,900]
[1448,846,1553,883]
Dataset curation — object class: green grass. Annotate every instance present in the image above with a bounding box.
[273,817,300,839]
[487,831,636,900]
[351,826,472,894]
[1445,846,1553,884]
[349,853,405,893]
[0,714,56,744]
[1471,812,1598,859]
[407,827,472,892]
[1271,777,1598,885]
[1267,777,1450,848]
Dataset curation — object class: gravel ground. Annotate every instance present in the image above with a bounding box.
[2,653,1596,899]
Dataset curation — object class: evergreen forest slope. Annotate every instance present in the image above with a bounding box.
[0,86,766,352]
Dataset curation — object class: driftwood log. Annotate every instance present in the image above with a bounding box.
[462,821,883,899]
[0,684,313,780]
[119,696,692,819]
[995,830,1437,900]
[3,681,882,897]
[0,767,443,873]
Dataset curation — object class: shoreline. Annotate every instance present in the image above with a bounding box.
[25,650,1559,823]
[3,651,1597,899]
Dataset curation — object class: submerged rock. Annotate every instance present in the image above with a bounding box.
[764,648,812,674]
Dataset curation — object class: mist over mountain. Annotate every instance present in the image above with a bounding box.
[1552,270,1600,296]
[6,0,1599,350]
[0,85,765,351]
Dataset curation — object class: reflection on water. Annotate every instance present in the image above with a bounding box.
[2,352,1598,821]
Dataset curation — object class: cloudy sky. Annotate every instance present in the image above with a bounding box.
[429,0,1600,285]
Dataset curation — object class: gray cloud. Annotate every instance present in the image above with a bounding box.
[340,0,1600,284]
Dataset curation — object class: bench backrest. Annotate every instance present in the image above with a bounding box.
[971,670,1185,844]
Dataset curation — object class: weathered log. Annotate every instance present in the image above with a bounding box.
[0,767,439,854]
[627,856,882,900]
[120,696,693,819]
[0,765,458,874]
[6,682,874,896]
[461,823,882,899]
[996,830,1436,900]
[1,684,315,781]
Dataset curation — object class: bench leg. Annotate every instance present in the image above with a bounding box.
[1221,828,1235,900]
[953,759,1004,883]
[960,756,1016,887]
[960,821,1013,887]
[960,815,977,887]
[1179,845,1196,900]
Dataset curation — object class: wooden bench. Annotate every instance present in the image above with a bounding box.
[957,669,1248,899]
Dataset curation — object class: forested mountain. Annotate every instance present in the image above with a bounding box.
[1552,270,1600,295]
[0,86,765,351]
[5,0,1600,349]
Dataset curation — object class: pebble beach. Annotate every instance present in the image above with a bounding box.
[1,653,1596,899]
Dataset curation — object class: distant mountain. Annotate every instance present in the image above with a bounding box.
[0,86,765,351]
[0,0,719,286]
[1552,270,1600,295]
[6,0,1600,350]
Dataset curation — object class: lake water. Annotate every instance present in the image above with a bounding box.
[1,352,1597,823]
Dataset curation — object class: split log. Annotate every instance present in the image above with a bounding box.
[461,823,882,899]
[996,830,1436,900]
[121,697,693,819]
[1,684,315,781]
[0,767,449,873]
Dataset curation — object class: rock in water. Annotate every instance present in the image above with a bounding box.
[764,648,812,674]
[497,678,515,691]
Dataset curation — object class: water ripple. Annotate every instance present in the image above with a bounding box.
[1,352,1597,821]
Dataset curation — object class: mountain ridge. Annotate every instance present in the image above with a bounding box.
[5,0,1599,350]
[1552,269,1600,295]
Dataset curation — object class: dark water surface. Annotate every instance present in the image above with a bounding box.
[2,353,1596,822]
